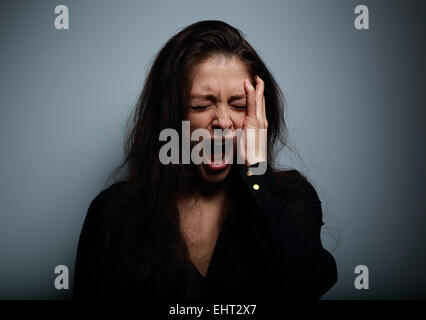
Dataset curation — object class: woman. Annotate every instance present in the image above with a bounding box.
[73,20,337,302]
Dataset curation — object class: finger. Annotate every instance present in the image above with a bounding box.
[245,126,256,165]
[262,95,267,126]
[244,78,256,118]
[255,76,264,119]
[237,129,246,165]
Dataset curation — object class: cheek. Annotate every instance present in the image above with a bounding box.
[187,114,209,130]
[231,112,246,129]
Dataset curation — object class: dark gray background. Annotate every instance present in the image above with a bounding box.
[1,0,425,299]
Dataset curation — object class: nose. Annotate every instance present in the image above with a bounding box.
[212,107,233,131]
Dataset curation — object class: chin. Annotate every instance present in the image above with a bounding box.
[198,163,233,184]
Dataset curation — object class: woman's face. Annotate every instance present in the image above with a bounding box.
[187,55,250,184]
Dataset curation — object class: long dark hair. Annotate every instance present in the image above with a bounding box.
[105,20,291,300]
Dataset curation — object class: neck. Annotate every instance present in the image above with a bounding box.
[176,167,237,227]
[178,182,229,209]
[176,178,231,225]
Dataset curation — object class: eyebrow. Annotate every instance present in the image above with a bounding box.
[190,94,246,103]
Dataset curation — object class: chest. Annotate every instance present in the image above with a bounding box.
[178,210,223,277]
[182,221,221,277]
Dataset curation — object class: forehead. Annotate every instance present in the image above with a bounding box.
[190,56,250,95]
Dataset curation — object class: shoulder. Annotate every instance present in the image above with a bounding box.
[272,169,324,229]
[90,181,127,208]
[273,169,321,204]
[82,181,128,230]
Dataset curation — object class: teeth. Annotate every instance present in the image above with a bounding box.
[202,136,233,161]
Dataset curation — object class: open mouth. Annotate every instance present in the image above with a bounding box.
[202,136,234,171]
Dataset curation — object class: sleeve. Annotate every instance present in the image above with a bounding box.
[73,195,109,299]
[239,161,338,299]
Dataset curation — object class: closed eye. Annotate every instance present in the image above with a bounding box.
[191,105,210,111]
[191,105,247,111]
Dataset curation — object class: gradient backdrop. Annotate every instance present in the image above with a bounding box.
[1,0,425,299]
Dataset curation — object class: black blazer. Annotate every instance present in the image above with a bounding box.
[73,162,337,301]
